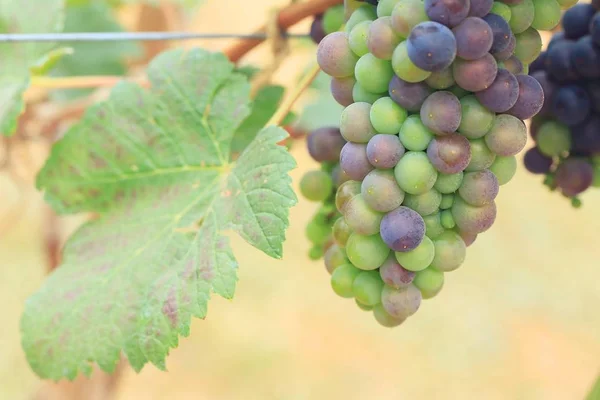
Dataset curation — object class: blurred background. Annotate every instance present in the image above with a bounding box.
[1,0,600,399]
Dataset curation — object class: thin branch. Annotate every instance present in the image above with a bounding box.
[31,75,149,90]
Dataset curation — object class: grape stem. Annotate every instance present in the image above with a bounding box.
[28,0,342,91]
[268,63,321,127]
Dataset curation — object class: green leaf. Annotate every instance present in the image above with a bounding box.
[23,48,297,380]
[231,85,285,154]
[50,2,142,101]
[0,0,64,136]
[587,373,600,400]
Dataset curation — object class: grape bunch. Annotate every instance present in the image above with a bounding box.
[314,0,568,327]
[524,2,600,206]
[300,127,350,260]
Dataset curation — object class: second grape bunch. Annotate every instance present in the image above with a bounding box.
[312,0,568,327]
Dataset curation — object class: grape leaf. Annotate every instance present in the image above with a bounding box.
[22,48,297,380]
[50,1,142,101]
[0,0,64,136]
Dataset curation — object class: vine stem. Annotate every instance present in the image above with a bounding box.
[27,0,342,91]
[268,63,321,127]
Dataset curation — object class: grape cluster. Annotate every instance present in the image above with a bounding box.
[314,0,567,327]
[525,2,600,205]
[300,127,350,259]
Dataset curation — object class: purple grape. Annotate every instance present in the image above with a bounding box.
[306,127,346,162]
[317,32,359,78]
[380,206,426,252]
[550,85,591,126]
[427,134,472,173]
[388,75,433,112]
[493,33,515,61]
[503,55,524,75]
[468,0,492,17]
[555,159,594,197]
[452,17,493,60]
[523,147,552,174]
[420,91,462,135]
[330,77,356,107]
[340,142,374,180]
[475,68,519,112]
[381,285,422,319]
[562,3,596,40]
[484,114,527,156]
[587,81,600,113]
[379,255,416,289]
[452,53,498,92]
[451,196,497,234]
[368,16,402,60]
[310,15,326,44]
[458,170,499,206]
[407,21,457,72]
[528,51,547,74]
[482,13,511,54]
[361,169,405,212]
[424,0,470,27]
[571,115,600,153]
[366,134,406,169]
[458,230,477,247]
[506,74,544,121]
[546,39,578,83]
[571,36,600,80]
[530,71,554,117]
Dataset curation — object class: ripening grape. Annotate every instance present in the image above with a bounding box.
[345,5,377,32]
[452,54,498,92]
[366,134,406,169]
[403,188,443,216]
[317,32,359,78]
[378,0,402,17]
[373,303,406,327]
[353,270,385,306]
[483,13,512,53]
[490,2,511,22]
[322,4,345,34]
[381,284,422,319]
[469,0,493,17]
[380,206,426,252]
[300,170,333,202]
[379,254,416,289]
[458,95,495,138]
[361,169,406,212]
[332,217,352,248]
[368,17,402,59]
[493,33,516,61]
[420,91,462,135]
[554,159,594,197]
[389,75,433,111]
[340,142,374,180]
[324,244,350,274]
[391,0,429,38]
[475,69,518,113]
[392,41,432,83]
[452,196,497,234]
[346,232,391,270]
[413,267,445,299]
[430,230,466,271]
[427,134,472,174]
[514,27,542,64]
[452,17,494,60]
[484,114,527,157]
[344,193,383,235]
[331,264,362,297]
[425,67,455,89]
[424,0,470,27]
[340,102,377,143]
[331,77,356,107]
[506,74,544,121]
[458,170,499,206]
[307,126,346,162]
[335,180,362,213]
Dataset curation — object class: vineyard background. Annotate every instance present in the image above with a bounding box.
[1,0,600,399]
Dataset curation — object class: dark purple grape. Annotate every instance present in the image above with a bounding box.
[380,206,426,252]
[570,36,600,79]
[506,74,544,120]
[468,0,492,17]
[594,0,600,11]
[555,159,594,197]
[475,68,519,112]
[366,134,406,169]
[306,127,346,162]
[379,255,416,289]
[530,71,554,117]
[503,55,524,75]
[546,39,578,83]
[550,85,590,126]
[528,51,547,74]
[407,21,457,72]
[571,115,600,153]
[587,81,600,113]
[493,33,515,61]
[310,15,326,44]
[427,134,471,173]
[453,53,498,92]
[562,3,596,40]
[420,91,462,135]
[482,13,511,54]
[424,0,470,27]
[592,13,600,46]
[523,147,552,174]
[330,77,356,107]
[388,75,433,112]
[368,16,402,60]
[452,17,493,60]
[547,31,565,52]
[340,142,374,180]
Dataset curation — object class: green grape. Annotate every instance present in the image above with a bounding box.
[440,210,456,229]
[370,97,408,134]
[349,20,372,57]
[448,85,469,99]
[306,217,331,245]
[353,270,385,306]
[340,102,377,143]
[423,212,445,239]
[466,138,496,172]
[353,83,385,104]
[399,115,434,151]
[390,0,429,38]
[425,67,455,90]
[430,230,466,272]
[402,189,442,216]
[331,264,361,298]
[440,193,454,209]
[355,53,394,93]
[394,151,438,195]
[335,180,362,213]
[344,194,384,236]
[592,166,600,188]
[373,303,406,327]
[434,172,464,194]
[458,95,494,139]
[300,170,333,202]
[346,232,390,270]
[392,41,431,83]
[309,245,324,260]
[394,236,435,272]
[332,217,352,248]
[522,64,529,74]
[490,2,511,22]
[537,121,571,157]
[323,4,345,34]
[381,284,422,319]
[345,4,377,33]
[556,0,577,8]
[508,0,534,34]
[414,267,444,299]
[531,0,561,30]
[514,27,542,65]
[489,155,517,185]
[377,0,401,17]
[356,299,374,311]
[324,244,350,274]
